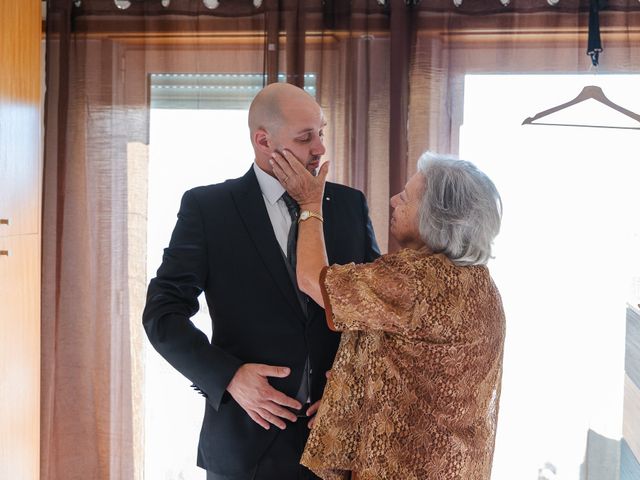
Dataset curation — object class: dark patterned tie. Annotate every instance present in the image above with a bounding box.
[281,192,300,270]
[281,192,310,409]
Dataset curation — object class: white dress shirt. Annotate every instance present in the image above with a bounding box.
[253,162,293,258]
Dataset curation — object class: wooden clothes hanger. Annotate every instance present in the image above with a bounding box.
[522,85,640,131]
[523,0,640,131]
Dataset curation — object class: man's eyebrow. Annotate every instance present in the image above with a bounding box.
[295,122,327,135]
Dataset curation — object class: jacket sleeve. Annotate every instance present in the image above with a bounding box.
[142,189,243,411]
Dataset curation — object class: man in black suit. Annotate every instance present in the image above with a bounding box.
[143,82,379,480]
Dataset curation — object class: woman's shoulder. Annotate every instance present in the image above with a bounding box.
[377,247,452,272]
[395,248,489,271]
[329,247,489,288]
[382,248,492,290]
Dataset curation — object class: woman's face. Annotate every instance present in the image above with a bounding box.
[390,172,425,249]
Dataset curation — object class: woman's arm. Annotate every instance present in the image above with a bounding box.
[294,199,327,307]
[270,150,329,307]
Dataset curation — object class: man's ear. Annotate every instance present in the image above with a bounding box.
[254,128,272,155]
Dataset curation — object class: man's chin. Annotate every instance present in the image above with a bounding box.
[306,158,321,174]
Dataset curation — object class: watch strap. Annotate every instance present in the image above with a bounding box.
[298,210,324,224]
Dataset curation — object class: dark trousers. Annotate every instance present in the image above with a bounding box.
[206,419,321,480]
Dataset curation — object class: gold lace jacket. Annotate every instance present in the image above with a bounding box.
[300,248,505,480]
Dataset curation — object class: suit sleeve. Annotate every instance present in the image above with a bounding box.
[359,190,381,262]
[142,189,243,411]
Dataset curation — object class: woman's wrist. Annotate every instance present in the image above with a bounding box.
[299,201,323,213]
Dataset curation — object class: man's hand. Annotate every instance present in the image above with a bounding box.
[270,149,329,208]
[226,363,302,430]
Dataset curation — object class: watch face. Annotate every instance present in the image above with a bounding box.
[301,211,310,220]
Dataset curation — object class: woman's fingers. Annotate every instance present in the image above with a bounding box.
[306,370,332,429]
[270,153,292,181]
[276,148,302,173]
[306,399,321,429]
[270,151,304,192]
[272,149,293,171]
[270,160,287,184]
[306,400,321,416]
[317,161,330,182]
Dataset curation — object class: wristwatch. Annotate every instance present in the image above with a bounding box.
[298,210,324,224]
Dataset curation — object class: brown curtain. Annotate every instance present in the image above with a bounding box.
[42,1,640,479]
[42,2,268,479]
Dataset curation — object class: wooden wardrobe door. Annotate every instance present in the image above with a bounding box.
[0,235,41,480]
[0,1,42,237]
[0,1,42,479]
[0,105,42,236]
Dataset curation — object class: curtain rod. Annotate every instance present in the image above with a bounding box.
[98,0,265,9]
[70,0,590,10]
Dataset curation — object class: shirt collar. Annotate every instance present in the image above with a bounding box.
[253,162,285,205]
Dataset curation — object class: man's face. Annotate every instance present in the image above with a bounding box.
[269,101,326,175]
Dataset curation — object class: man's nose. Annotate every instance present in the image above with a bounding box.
[390,194,398,208]
[311,137,326,156]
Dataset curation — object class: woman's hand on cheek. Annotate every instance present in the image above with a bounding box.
[270,149,329,208]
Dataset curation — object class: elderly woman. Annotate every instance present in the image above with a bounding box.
[270,151,504,480]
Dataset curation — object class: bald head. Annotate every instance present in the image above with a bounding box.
[248,82,326,175]
[248,83,318,138]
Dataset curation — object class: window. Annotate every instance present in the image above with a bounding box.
[144,73,316,480]
[460,74,640,480]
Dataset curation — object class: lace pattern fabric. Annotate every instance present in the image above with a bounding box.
[301,248,505,480]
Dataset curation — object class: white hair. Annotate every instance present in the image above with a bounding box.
[417,152,502,266]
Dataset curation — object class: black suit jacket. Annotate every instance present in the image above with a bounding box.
[143,166,379,477]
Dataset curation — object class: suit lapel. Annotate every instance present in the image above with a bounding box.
[231,167,306,320]
[322,184,337,262]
